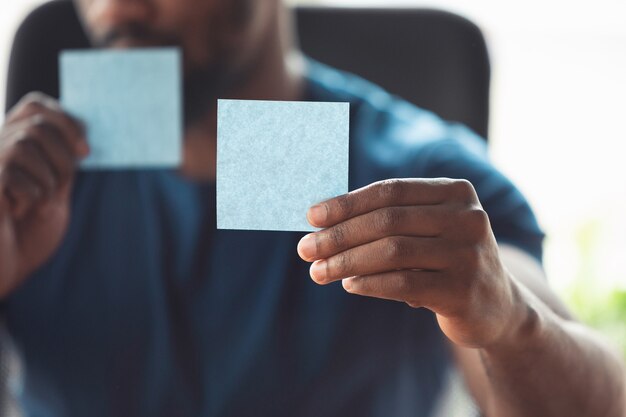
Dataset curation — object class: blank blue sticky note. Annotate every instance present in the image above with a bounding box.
[217,99,349,232]
[60,48,182,169]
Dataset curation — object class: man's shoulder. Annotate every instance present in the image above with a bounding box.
[304,60,544,262]
[304,58,490,177]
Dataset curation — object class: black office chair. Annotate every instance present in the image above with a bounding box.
[5,0,491,140]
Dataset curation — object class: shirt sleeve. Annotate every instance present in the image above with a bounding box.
[415,124,545,263]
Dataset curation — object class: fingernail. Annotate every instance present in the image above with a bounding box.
[297,234,317,261]
[310,260,327,283]
[307,204,327,226]
[342,278,353,291]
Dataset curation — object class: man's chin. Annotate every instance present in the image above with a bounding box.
[103,39,169,49]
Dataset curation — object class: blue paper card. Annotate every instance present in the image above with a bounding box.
[217,99,349,232]
[60,48,182,169]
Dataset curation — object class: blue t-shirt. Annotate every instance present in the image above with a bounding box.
[4,61,544,417]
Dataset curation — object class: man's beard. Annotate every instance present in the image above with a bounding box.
[97,27,229,129]
[95,0,255,128]
[183,0,255,128]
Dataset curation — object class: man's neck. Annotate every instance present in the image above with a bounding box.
[180,7,305,182]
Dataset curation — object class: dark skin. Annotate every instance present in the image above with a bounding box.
[0,0,624,415]
[0,94,89,295]
[298,180,625,416]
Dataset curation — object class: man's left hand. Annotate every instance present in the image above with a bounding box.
[297,178,526,349]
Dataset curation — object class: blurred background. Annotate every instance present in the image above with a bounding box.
[1,0,625,359]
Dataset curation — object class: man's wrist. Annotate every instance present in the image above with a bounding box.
[483,275,549,357]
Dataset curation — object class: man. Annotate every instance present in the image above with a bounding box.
[0,0,623,416]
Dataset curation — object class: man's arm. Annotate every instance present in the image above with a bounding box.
[0,92,88,297]
[454,244,625,417]
[296,178,625,417]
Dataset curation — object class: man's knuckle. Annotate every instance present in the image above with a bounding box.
[334,252,352,276]
[22,99,46,115]
[471,208,490,227]
[383,236,409,261]
[335,195,354,218]
[463,208,490,236]
[450,179,475,198]
[23,91,47,102]
[328,223,347,248]
[23,121,46,140]
[31,113,49,127]
[378,179,404,201]
[395,271,413,292]
[458,178,474,192]
[32,116,61,139]
[377,207,403,232]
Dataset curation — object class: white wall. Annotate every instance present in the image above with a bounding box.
[0,1,46,113]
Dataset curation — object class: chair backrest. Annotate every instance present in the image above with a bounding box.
[295,7,491,139]
[5,1,491,139]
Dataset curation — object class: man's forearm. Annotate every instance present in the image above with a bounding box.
[480,280,625,417]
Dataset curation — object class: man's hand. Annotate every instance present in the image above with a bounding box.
[0,92,89,298]
[297,178,526,349]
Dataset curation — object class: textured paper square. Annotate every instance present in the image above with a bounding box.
[217,99,349,231]
[60,48,182,169]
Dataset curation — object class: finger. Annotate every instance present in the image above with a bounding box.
[2,167,44,219]
[309,236,447,284]
[307,178,478,228]
[298,205,449,262]
[6,92,64,123]
[10,121,77,184]
[6,93,89,157]
[341,269,446,308]
[4,138,58,198]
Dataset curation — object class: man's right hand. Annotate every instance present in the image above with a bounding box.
[0,92,89,298]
